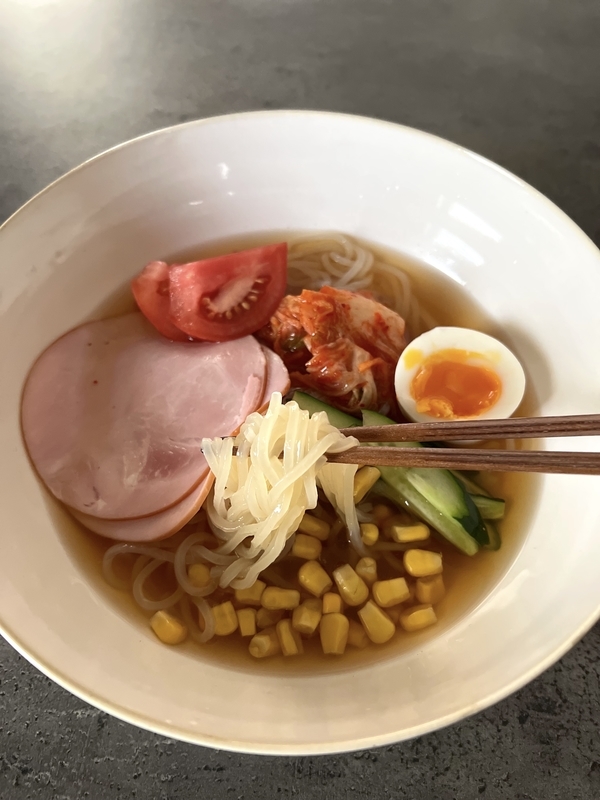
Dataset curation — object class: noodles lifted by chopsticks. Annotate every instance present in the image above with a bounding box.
[200,392,360,589]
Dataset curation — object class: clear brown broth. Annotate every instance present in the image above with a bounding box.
[55,232,541,675]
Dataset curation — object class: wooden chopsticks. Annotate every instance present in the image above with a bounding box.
[330,414,600,475]
[340,413,600,442]
[327,446,600,474]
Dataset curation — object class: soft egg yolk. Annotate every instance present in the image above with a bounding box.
[410,348,502,419]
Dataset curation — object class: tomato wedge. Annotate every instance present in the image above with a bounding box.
[168,242,288,341]
[131,261,190,341]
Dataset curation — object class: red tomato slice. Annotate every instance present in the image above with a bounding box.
[168,242,288,341]
[131,261,190,341]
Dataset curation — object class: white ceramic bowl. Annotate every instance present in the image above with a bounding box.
[1,111,599,755]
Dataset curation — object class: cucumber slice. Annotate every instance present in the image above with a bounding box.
[483,520,501,551]
[292,392,361,428]
[451,471,506,520]
[362,409,488,550]
[373,479,479,556]
[471,495,505,521]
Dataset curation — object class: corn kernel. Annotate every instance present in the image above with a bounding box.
[292,598,322,635]
[399,604,438,632]
[382,513,409,538]
[236,607,257,637]
[333,564,369,607]
[212,601,238,636]
[360,523,379,547]
[187,562,212,588]
[249,626,281,658]
[256,607,284,628]
[298,560,333,597]
[373,577,410,608]
[404,549,443,577]
[372,503,394,525]
[358,600,396,644]
[298,513,330,541]
[347,618,369,649]
[353,466,382,503]
[261,587,300,611]
[390,523,430,544]
[355,556,378,586]
[386,605,402,624]
[322,592,344,614]
[320,612,349,655]
[292,533,322,560]
[416,574,446,605]
[234,579,266,607]
[276,618,304,656]
[150,610,188,645]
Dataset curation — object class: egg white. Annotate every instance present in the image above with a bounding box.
[394,327,526,423]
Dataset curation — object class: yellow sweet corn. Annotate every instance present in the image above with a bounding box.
[322,592,344,614]
[276,619,304,656]
[292,533,323,560]
[382,513,410,537]
[298,513,330,541]
[355,556,378,586]
[360,523,379,547]
[372,503,394,525]
[150,610,187,645]
[353,466,382,503]
[358,600,396,644]
[298,560,333,597]
[256,607,284,629]
[187,562,212,589]
[416,574,446,605]
[234,579,266,606]
[249,626,281,658]
[212,601,238,636]
[372,577,410,608]
[320,612,349,655]
[347,618,369,649]
[399,604,438,632]
[333,564,369,606]
[236,608,257,637]
[403,549,443,577]
[292,598,322,636]
[390,523,430,544]
[261,587,301,611]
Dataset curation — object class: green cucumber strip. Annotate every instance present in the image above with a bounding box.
[292,392,360,428]
[471,495,505,521]
[450,471,506,520]
[483,520,501,551]
[362,409,488,547]
[373,479,479,556]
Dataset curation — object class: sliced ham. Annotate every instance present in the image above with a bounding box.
[70,473,214,542]
[22,313,266,520]
[259,346,291,410]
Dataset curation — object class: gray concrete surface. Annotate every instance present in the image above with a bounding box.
[1,0,599,797]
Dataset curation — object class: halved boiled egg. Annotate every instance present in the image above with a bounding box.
[394,327,526,423]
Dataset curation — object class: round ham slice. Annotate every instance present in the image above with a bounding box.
[70,474,214,542]
[22,313,266,520]
[259,346,290,411]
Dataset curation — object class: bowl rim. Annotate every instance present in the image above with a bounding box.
[1,109,600,755]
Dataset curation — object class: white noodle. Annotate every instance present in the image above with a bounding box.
[173,533,218,597]
[132,559,184,611]
[202,393,359,589]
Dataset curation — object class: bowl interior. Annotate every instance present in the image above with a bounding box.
[0,111,599,754]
